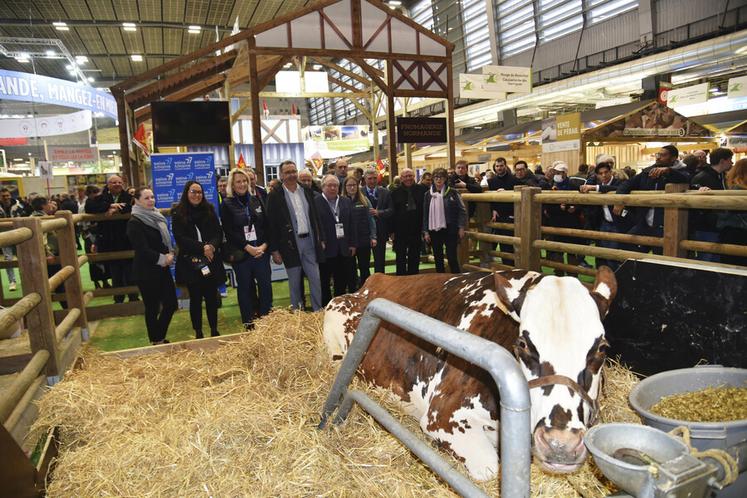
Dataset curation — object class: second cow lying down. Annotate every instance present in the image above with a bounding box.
[323,268,617,481]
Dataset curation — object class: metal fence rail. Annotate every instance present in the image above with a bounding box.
[319,298,531,498]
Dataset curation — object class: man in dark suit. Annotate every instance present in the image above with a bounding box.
[363,168,393,274]
[267,160,325,311]
[315,175,357,306]
[247,169,268,207]
[486,157,518,266]
[85,174,138,303]
[390,168,427,275]
[579,161,625,270]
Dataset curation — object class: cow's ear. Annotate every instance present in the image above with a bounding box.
[493,272,520,322]
[590,266,617,318]
[493,271,544,322]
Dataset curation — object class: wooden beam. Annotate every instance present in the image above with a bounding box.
[113,90,133,185]
[446,50,455,174]
[126,52,237,108]
[256,56,292,91]
[392,89,448,99]
[231,99,252,121]
[310,58,371,86]
[252,47,449,64]
[386,61,397,177]
[328,75,367,93]
[249,39,264,184]
[134,74,227,122]
[350,57,389,94]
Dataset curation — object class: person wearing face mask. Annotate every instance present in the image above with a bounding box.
[544,162,583,276]
[486,157,518,266]
[342,175,376,289]
[221,169,272,329]
[423,168,467,273]
[126,188,177,345]
[172,181,225,339]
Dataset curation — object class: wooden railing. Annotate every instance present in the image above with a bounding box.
[459,185,747,276]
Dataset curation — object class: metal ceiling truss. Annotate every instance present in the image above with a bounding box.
[0,36,90,85]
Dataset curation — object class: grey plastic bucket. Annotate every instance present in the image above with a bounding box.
[629,365,747,497]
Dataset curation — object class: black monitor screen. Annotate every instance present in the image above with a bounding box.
[151,101,231,147]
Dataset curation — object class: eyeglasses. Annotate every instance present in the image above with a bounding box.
[188,190,203,195]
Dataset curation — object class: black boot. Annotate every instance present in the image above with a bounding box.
[210,330,220,337]
[195,330,204,339]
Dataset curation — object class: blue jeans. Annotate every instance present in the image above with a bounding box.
[233,252,272,325]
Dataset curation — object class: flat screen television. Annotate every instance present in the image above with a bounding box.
[151,101,231,147]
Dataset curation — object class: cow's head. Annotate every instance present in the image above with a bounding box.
[494,267,617,474]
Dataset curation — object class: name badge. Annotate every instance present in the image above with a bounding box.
[200,265,212,276]
[335,223,345,239]
[244,225,257,242]
[255,206,262,213]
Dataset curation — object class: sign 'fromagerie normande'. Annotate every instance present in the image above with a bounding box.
[396,117,447,143]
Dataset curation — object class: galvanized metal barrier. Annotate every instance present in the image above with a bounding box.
[318,298,532,498]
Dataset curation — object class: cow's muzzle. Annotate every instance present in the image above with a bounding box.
[533,426,587,474]
[527,374,600,425]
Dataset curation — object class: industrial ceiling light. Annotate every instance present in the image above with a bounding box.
[45,50,56,57]
[122,22,137,32]
[188,25,201,34]
[16,53,30,63]
[131,54,143,62]
[87,76,95,83]
[75,55,88,64]
[53,21,69,31]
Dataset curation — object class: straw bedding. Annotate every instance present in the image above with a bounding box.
[32,309,641,497]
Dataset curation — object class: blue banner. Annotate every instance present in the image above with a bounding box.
[0,69,118,119]
[151,153,217,214]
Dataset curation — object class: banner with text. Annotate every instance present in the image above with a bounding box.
[481,65,532,93]
[667,83,709,107]
[0,69,117,119]
[458,73,506,100]
[151,153,217,216]
[48,146,97,162]
[541,112,581,153]
[396,117,447,143]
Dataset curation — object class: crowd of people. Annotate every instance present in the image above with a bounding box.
[2,145,743,345]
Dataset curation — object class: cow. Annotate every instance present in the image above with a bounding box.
[323,268,617,481]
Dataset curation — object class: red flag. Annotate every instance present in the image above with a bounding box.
[132,123,149,156]
[290,103,298,116]
[262,100,269,117]
[237,153,247,169]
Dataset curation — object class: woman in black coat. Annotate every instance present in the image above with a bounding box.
[172,181,225,339]
[126,188,177,345]
[220,169,272,328]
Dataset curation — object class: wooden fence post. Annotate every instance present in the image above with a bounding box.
[55,211,89,340]
[475,201,492,266]
[514,186,542,271]
[457,197,471,267]
[13,217,60,380]
[663,183,689,258]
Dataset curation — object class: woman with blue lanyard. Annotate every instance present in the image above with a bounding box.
[220,169,272,329]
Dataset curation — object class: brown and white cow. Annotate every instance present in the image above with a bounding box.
[323,268,616,481]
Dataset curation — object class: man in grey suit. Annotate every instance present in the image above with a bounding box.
[363,169,393,273]
[267,160,325,311]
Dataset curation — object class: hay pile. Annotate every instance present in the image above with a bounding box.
[32,310,641,497]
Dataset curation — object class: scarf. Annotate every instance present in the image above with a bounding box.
[428,185,448,231]
[132,204,173,252]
